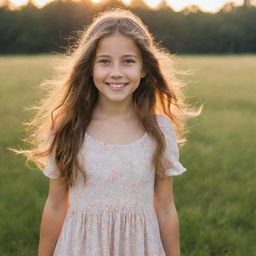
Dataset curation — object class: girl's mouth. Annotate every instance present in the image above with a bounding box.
[105,82,128,90]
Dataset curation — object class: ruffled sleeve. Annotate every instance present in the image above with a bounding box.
[156,114,187,176]
[42,152,61,179]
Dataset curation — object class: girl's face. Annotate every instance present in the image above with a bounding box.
[92,32,145,104]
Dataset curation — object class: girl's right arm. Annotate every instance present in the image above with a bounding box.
[38,177,69,256]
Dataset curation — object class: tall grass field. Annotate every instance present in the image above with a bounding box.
[0,54,255,256]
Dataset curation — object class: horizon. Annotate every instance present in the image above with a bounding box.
[6,0,246,13]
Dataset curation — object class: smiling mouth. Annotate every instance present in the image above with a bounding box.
[105,82,129,88]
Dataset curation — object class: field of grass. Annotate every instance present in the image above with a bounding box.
[0,54,255,256]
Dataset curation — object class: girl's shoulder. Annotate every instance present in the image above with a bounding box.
[155,114,174,129]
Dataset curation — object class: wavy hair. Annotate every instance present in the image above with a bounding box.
[11,8,201,188]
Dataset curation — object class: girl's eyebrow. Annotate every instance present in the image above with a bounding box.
[96,54,138,58]
[123,54,138,58]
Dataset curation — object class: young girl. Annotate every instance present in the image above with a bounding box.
[17,8,199,256]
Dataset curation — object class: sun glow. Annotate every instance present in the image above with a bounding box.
[122,0,131,5]
[7,0,245,12]
[146,0,162,8]
[169,0,244,12]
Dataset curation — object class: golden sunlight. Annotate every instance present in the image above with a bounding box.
[122,0,131,5]
[146,0,161,8]
[169,0,243,12]
[9,0,27,7]
[8,0,244,12]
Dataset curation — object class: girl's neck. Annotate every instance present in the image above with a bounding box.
[92,100,137,121]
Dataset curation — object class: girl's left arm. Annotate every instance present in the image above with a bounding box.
[154,175,180,256]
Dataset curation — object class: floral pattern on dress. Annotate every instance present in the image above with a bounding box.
[42,114,187,255]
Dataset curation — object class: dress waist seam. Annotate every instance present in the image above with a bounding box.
[67,205,155,213]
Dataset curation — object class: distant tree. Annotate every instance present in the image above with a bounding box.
[99,0,125,11]
[182,4,201,15]
[243,0,256,6]
[0,0,11,8]
[129,0,148,9]
[1,0,256,54]
[220,2,236,13]
[156,0,169,9]
[244,0,251,6]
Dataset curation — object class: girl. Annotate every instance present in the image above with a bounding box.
[15,8,200,256]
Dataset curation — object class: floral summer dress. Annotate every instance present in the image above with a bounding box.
[42,114,187,256]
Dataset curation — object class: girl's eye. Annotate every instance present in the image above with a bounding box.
[124,59,135,64]
[98,59,110,64]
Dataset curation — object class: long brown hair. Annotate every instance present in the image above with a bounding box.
[11,8,201,188]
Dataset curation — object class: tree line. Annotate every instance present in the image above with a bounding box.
[1,0,256,54]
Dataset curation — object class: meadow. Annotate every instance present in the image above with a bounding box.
[0,54,255,256]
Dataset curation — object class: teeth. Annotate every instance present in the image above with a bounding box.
[107,83,127,88]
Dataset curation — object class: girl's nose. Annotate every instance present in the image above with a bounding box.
[110,63,123,78]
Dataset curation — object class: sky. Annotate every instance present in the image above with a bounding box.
[7,0,245,12]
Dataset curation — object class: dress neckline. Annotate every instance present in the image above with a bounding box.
[85,131,148,147]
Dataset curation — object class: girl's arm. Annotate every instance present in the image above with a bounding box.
[38,177,69,256]
[154,176,180,256]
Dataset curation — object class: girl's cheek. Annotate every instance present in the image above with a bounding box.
[98,66,109,72]
[94,66,106,76]
[128,69,143,77]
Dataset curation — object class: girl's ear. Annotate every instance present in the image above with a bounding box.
[141,70,146,78]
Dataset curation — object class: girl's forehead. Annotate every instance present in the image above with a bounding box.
[96,33,142,58]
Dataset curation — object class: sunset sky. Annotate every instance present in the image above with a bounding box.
[8,0,245,12]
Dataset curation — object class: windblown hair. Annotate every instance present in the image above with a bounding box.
[12,8,201,188]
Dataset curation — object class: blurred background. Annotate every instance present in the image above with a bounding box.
[0,0,255,255]
[1,0,256,53]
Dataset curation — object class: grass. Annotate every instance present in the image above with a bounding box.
[0,54,255,255]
